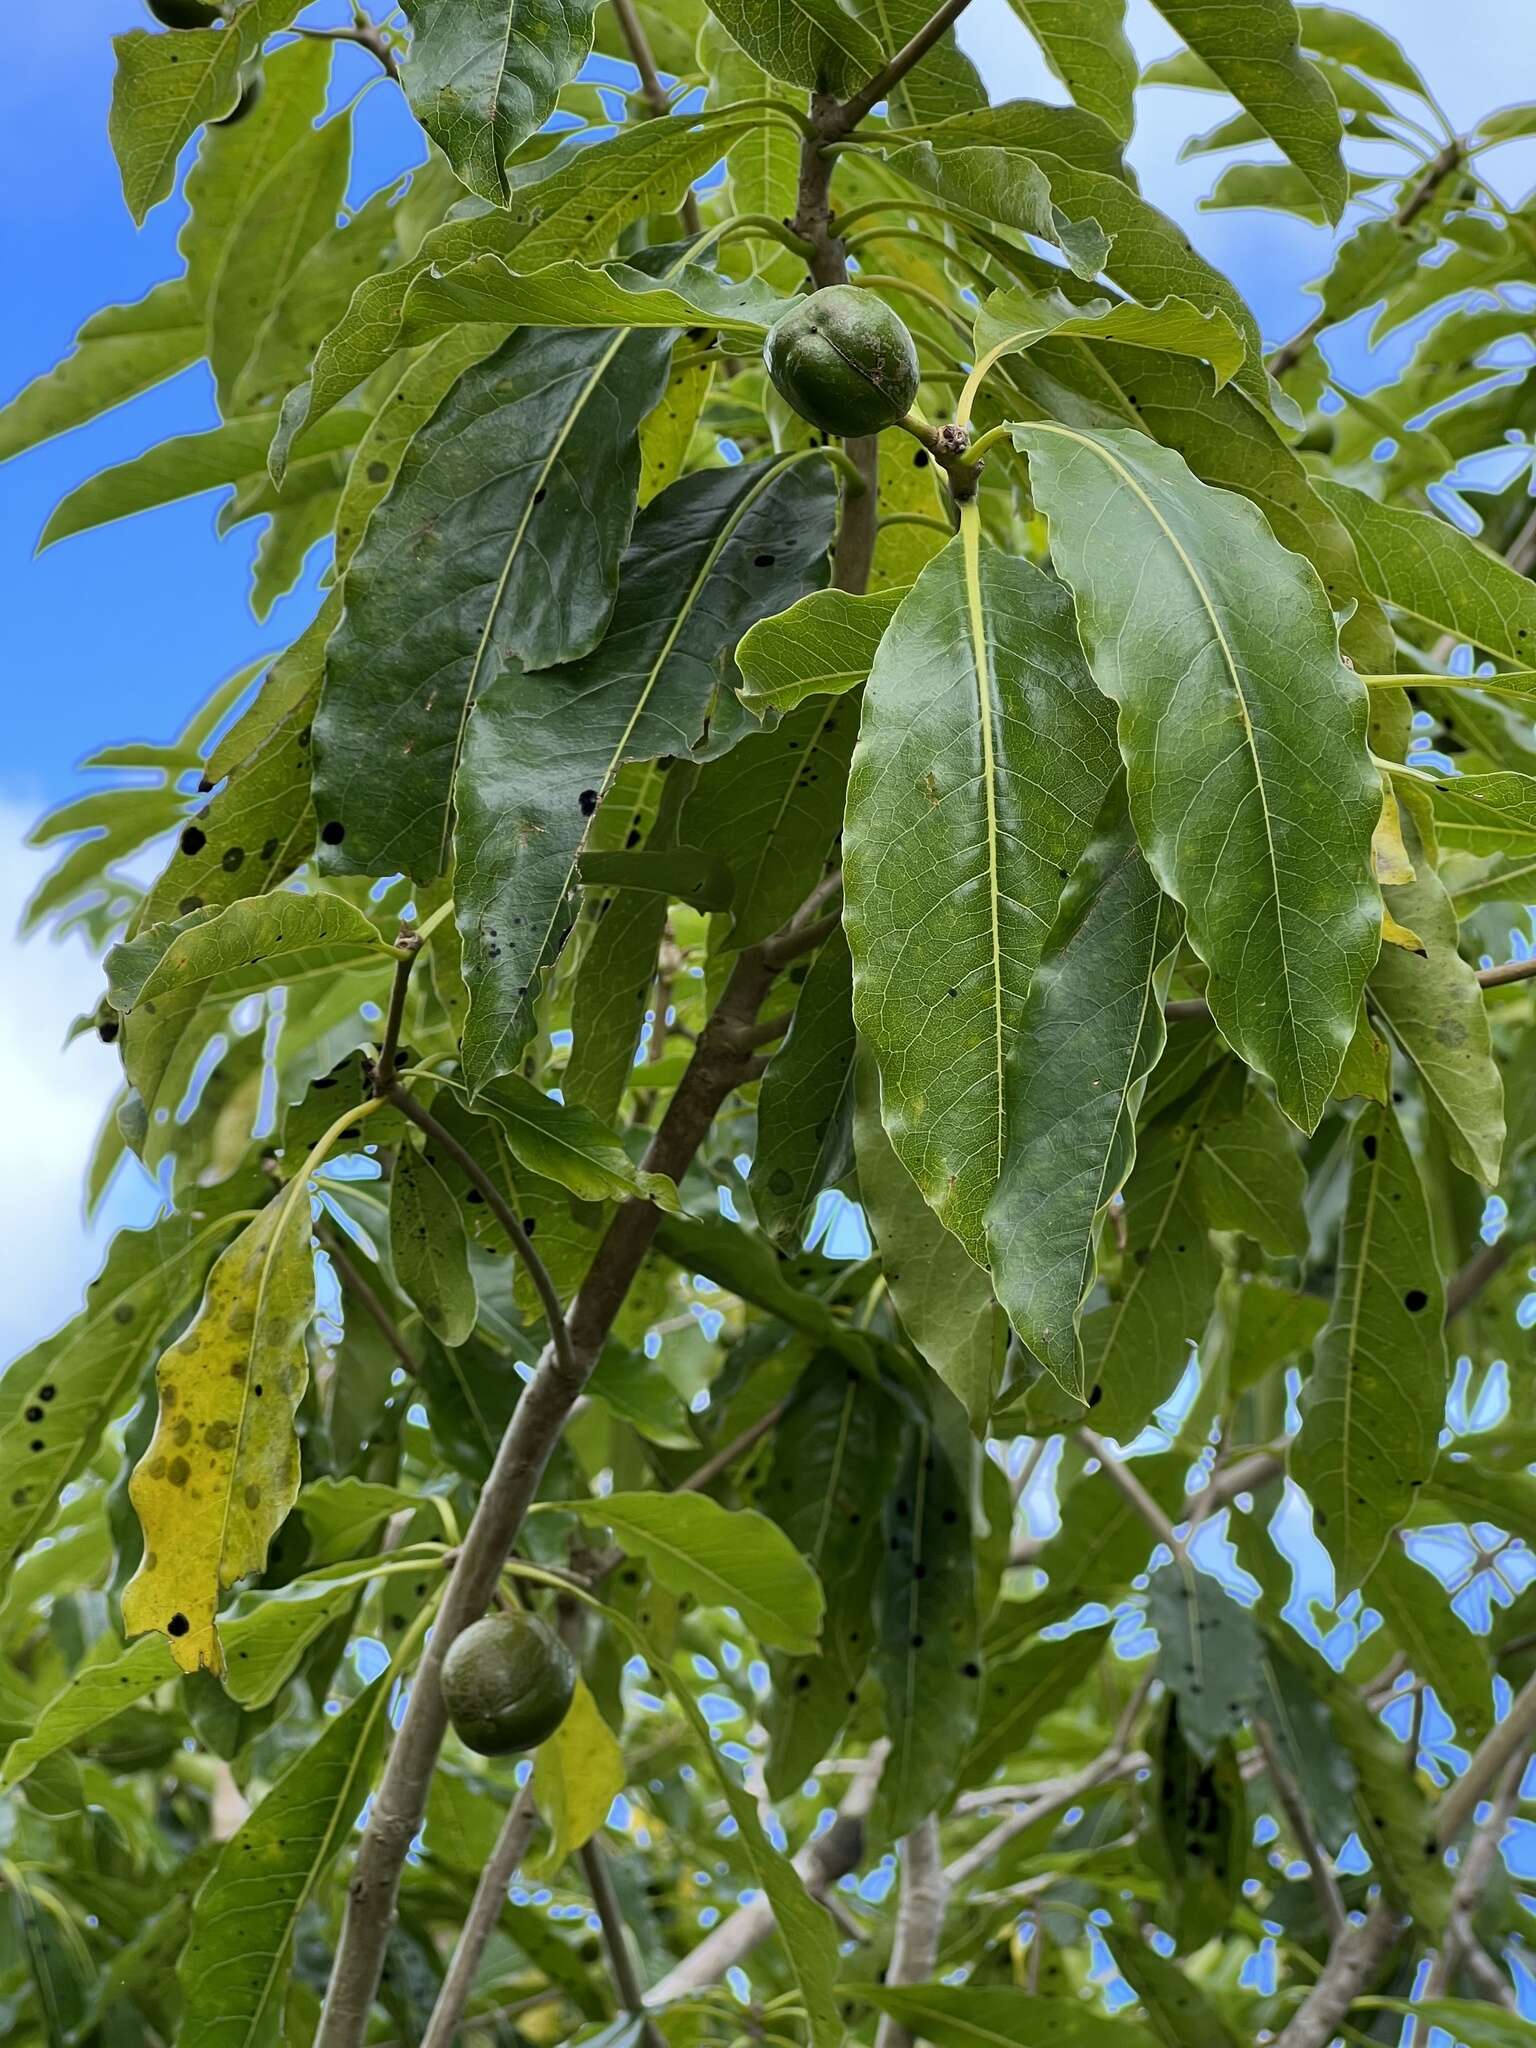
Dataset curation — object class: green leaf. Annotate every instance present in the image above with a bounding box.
[1194,1082,1309,1257]
[853,1050,1006,1433]
[1079,1081,1223,1445]
[970,283,1246,391]
[1,1636,177,1792]
[702,0,885,97]
[272,111,773,469]
[958,1622,1109,1787]
[399,0,599,204]
[1358,2000,1534,2047]
[391,1144,478,1346]
[874,1422,981,1837]
[987,796,1179,1396]
[1370,805,1504,1186]
[298,1476,434,1567]
[843,0,985,125]
[1006,0,1139,141]
[652,1213,874,1370]
[105,892,393,1165]
[681,693,856,946]
[750,927,858,1251]
[470,1072,681,1210]
[530,1677,624,1873]
[1291,1102,1448,1591]
[577,846,736,913]
[39,410,362,551]
[334,329,503,574]
[844,522,1116,1265]
[0,1212,234,1572]
[207,109,352,413]
[1015,422,1381,1131]
[454,455,837,1086]
[763,1357,898,1799]
[120,1177,321,1676]
[1296,5,1429,95]
[1214,1278,1328,1394]
[1367,1543,1493,1746]
[314,322,673,884]
[0,279,201,466]
[1317,480,1536,663]
[178,1674,393,2044]
[737,586,901,718]
[557,1492,824,1652]
[882,140,1112,280]
[1147,1564,1260,1760]
[1150,0,1347,222]
[1104,1924,1243,2048]
[399,254,795,346]
[1419,769,1536,856]
[854,1984,1156,2048]
[1150,1707,1247,1951]
[699,19,804,286]
[108,2,303,225]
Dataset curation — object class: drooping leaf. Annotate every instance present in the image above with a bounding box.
[0,1211,236,1572]
[1007,0,1138,140]
[399,0,600,204]
[177,1674,393,2043]
[108,2,302,225]
[1,1635,177,1792]
[750,927,858,1251]
[844,520,1116,1265]
[530,1677,625,1872]
[390,1143,478,1346]
[986,794,1179,1396]
[314,321,673,884]
[762,1357,898,1798]
[1370,805,1504,1185]
[105,892,394,1167]
[882,141,1111,280]
[873,1422,981,1837]
[120,1179,320,1675]
[1147,1564,1261,1760]
[853,1051,1006,1433]
[1150,0,1347,222]
[736,586,902,718]
[469,1073,680,1211]
[1291,1102,1448,1591]
[558,1492,824,1652]
[454,455,836,1086]
[1015,421,1380,1131]
[1150,1704,1247,1951]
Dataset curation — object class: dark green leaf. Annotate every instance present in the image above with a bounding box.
[702,0,885,96]
[854,1984,1156,2048]
[736,586,901,718]
[1150,1704,1247,1951]
[1147,1563,1261,1759]
[1007,0,1138,140]
[391,1144,478,1346]
[959,1621,1109,1788]
[750,926,857,1251]
[1194,1082,1309,1257]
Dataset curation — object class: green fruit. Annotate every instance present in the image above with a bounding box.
[146,0,223,26]
[440,1612,576,1756]
[764,285,920,438]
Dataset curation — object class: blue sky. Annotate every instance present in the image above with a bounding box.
[3,0,1535,1353]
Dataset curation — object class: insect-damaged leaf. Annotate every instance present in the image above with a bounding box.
[315,321,673,883]
[844,517,1116,1267]
[121,1182,318,1676]
[454,456,836,1087]
[1014,422,1381,1131]
[1148,1564,1261,1762]
[1291,1102,1448,1591]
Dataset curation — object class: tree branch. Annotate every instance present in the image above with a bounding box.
[1271,1901,1405,2048]
[873,1816,948,2048]
[1423,1750,1523,2005]
[582,1837,665,2047]
[1253,1717,1347,1941]
[1436,1667,1536,1847]
[419,1787,539,2048]
[830,0,976,136]
[317,929,796,2044]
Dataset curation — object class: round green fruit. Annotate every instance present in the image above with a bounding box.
[146,0,223,26]
[440,1612,576,1756]
[764,285,920,438]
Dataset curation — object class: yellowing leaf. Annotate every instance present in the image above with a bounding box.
[121,1180,317,1677]
[1372,786,1415,886]
[1380,909,1426,954]
[530,1677,624,1874]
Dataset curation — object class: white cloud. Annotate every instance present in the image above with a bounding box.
[0,800,158,1362]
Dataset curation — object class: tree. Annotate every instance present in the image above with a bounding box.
[4,0,1535,2041]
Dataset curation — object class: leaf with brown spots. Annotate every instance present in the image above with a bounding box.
[121,1178,318,1676]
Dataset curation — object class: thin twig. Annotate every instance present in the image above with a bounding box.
[297,15,401,82]
[1422,1749,1523,2006]
[830,0,976,136]
[582,1838,664,2047]
[419,1788,539,2048]
[1253,1717,1347,1941]
[373,931,421,1097]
